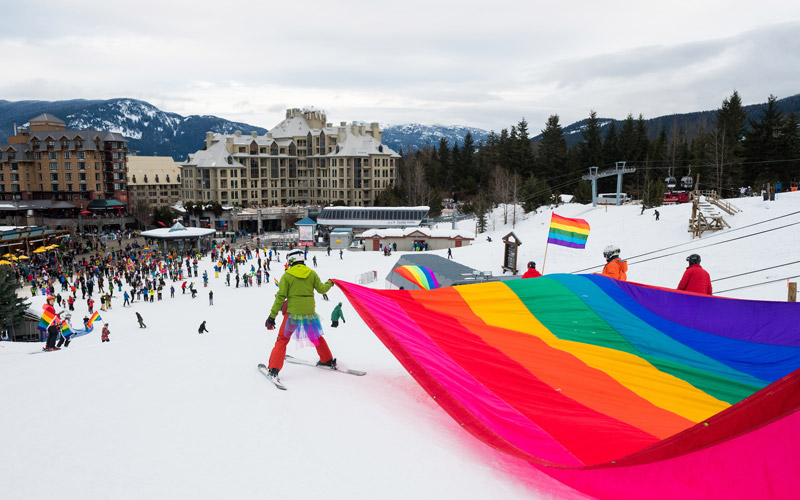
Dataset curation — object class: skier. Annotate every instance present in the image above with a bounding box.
[56,313,74,348]
[654,210,660,221]
[123,291,130,307]
[136,311,146,328]
[339,249,343,260]
[522,261,542,278]
[264,251,336,380]
[312,255,317,267]
[330,302,345,328]
[198,321,209,334]
[677,254,713,295]
[209,290,214,306]
[601,245,628,281]
[447,247,452,259]
[101,323,110,342]
[42,295,63,351]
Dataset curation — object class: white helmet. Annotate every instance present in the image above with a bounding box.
[603,245,620,259]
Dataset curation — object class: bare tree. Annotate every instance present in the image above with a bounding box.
[405,159,427,206]
[491,165,512,224]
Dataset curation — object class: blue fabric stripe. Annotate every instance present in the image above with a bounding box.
[551,275,768,389]
[585,275,800,383]
[547,231,588,245]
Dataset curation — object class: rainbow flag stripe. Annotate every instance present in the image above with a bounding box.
[86,311,102,328]
[393,265,439,290]
[37,310,56,332]
[548,214,590,249]
[336,275,800,498]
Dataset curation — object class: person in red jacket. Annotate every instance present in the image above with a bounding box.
[677,254,712,295]
[522,261,542,278]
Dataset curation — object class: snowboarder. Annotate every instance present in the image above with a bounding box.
[522,261,542,278]
[677,254,712,295]
[101,323,110,342]
[264,251,336,380]
[331,302,345,328]
[601,244,627,281]
[198,321,209,334]
[136,311,146,328]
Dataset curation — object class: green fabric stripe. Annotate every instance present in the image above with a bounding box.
[548,227,589,240]
[505,278,756,404]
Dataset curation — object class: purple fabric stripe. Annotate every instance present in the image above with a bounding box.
[547,237,586,249]
[615,281,800,346]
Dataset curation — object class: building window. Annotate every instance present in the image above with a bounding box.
[65,162,71,170]
[77,152,86,159]
[64,152,71,159]
[65,173,72,181]
[50,162,58,170]
[50,173,59,181]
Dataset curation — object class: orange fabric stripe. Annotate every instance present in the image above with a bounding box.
[419,287,695,439]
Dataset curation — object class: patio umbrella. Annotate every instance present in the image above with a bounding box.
[46,244,60,250]
[80,210,92,215]
[33,246,47,253]
[0,260,11,265]
[17,256,28,260]
[2,253,11,258]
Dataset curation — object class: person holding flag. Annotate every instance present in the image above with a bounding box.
[42,295,64,351]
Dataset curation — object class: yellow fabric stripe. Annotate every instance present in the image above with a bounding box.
[550,222,590,235]
[456,282,730,422]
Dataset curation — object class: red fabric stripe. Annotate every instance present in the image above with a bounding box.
[402,287,659,465]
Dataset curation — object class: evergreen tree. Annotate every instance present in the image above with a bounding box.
[579,111,604,167]
[743,95,787,185]
[0,267,29,337]
[513,118,535,177]
[618,114,638,162]
[707,90,747,193]
[572,179,592,204]
[520,174,552,212]
[537,115,568,185]
[602,121,619,166]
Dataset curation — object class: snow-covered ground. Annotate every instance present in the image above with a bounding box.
[3,192,800,500]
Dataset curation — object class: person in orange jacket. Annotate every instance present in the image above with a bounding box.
[522,261,542,278]
[677,254,712,295]
[601,245,628,281]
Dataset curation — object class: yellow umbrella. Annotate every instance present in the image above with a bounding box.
[33,246,47,253]
[10,256,19,261]
[2,253,11,258]
[18,255,29,260]
[47,244,60,250]
[0,260,11,265]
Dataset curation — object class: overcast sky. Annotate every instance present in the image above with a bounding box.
[3,1,800,132]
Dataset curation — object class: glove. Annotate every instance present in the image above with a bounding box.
[327,280,335,287]
[265,317,276,330]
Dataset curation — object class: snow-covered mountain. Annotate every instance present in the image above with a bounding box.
[0,98,491,159]
[0,98,268,161]
[381,123,491,153]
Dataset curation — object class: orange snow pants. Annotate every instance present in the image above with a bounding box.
[267,314,333,371]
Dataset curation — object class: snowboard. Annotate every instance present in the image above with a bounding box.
[284,355,366,376]
[257,363,287,390]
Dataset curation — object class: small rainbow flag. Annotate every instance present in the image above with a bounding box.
[393,265,439,290]
[37,309,56,332]
[273,278,280,287]
[86,311,102,328]
[548,214,590,249]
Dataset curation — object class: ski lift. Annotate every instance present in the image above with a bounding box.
[680,166,693,190]
[665,176,677,189]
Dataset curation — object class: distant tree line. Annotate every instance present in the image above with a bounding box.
[376,91,800,214]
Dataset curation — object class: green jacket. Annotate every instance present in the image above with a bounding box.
[269,264,332,318]
[331,304,345,322]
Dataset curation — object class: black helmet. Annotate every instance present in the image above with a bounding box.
[527,261,536,269]
[687,254,701,265]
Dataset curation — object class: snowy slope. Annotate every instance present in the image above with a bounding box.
[3,192,800,500]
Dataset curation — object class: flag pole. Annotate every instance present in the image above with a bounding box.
[541,213,553,274]
[541,241,550,275]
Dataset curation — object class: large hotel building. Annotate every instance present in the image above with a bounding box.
[180,108,400,207]
[0,114,128,204]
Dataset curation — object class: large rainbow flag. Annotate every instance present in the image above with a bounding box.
[336,275,800,499]
[37,309,56,333]
[393,265,439,290]
[548,214,590,249]
[86,311,102,328]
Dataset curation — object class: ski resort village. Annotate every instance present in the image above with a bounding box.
[3,97,800,500]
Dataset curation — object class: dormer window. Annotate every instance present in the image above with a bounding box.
[132,175,136,183]
[227,156,233,165]
[155,175,159,183]
[166,175,170,182]
[144,175,148,183]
